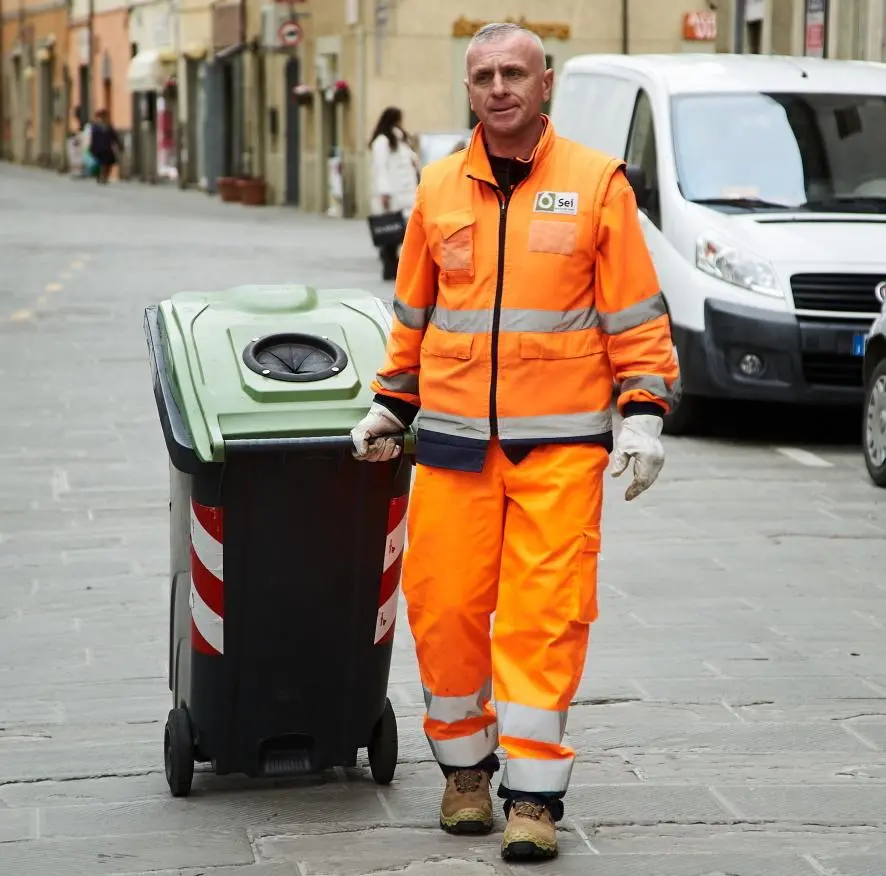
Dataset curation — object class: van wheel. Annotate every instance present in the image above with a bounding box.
[863,358,886,487]
[663,374,705,436]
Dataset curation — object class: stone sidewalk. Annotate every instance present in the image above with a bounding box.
[1,165,885,875]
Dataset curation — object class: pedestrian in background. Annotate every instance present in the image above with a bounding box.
[369,107,419,281]
[85,109,122,185]
[351,22,678,863]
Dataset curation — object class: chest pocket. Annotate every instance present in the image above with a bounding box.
[434,209,475,284]
[527,219,578,256]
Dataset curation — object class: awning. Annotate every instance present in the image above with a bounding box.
[128,50,176,92]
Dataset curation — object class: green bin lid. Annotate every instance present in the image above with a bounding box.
[157,284,396,462]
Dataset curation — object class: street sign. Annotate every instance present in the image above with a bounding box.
[278,20,303,47]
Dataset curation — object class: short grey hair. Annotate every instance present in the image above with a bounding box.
[465,22,547,71]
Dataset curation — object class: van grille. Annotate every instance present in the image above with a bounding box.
[791,273,885,314]
[801,352,864,387]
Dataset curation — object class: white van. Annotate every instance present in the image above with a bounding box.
[551,53,886,433]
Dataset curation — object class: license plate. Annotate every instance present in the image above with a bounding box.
[852,332,867,357]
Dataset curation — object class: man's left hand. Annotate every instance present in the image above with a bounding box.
[610,415,665,501]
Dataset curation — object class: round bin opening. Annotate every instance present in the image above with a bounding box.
[242,333,349,383]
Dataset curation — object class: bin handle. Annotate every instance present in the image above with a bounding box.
[223,433,407,455]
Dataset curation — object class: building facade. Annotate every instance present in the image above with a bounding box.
[716,0,886,59]
[1,0,70,166]
[6,0,886,208]
[243,0,731,218]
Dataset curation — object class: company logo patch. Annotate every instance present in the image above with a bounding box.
[533,191,579,215]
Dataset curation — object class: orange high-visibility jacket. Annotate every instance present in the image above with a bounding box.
[371,118,679,472]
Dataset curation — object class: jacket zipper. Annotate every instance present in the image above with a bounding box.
[467,173,523,440]
[488,188,512,438]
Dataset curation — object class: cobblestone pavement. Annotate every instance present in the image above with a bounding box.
[1,164,886,875]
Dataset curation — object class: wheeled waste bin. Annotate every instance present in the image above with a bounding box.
[144,284,413,797]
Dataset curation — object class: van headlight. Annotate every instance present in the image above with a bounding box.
[695,233,783,298]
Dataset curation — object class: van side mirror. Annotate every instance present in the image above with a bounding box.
[625,164,650,209]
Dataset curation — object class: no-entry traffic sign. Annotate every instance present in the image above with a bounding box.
[278,20,303,47]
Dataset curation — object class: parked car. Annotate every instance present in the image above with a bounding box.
[863,303,886,486]
[551,53,886,435]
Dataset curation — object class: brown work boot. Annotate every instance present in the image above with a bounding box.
[501,801,558,861]
[439,769,493,835]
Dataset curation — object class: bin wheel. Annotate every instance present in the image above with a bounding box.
[368,698,398,785]
[164,707,195,797]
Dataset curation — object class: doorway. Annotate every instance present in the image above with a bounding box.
[746,19,763,53]
[186,59,199,185]
[38,57,54,165]
[284,58,301,205]
[78,65,90,119]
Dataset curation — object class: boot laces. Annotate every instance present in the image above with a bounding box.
[453,769,485,793]
[512,801,547,820]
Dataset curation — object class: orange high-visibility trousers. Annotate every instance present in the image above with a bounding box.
[402,440,608,800]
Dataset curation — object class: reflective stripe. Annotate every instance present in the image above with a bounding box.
[498,410,612,441]
[497,702,567,745]
[417,410,491,441]
[501,756,574,794]
[621,375,672,403]
[428,725,499,767]
[393,297,433,330]
[599,291,667,335]
[190,577,224,655]
[190,506,223,580]
[424,680,492,724]
[432,306,598,334]
[376,372,420,395]
[417,409,611,443]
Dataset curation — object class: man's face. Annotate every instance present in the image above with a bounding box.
[465,34,553,140]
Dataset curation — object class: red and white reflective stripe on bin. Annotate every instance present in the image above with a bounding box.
[190,499,224,656]
[374,494,408,645]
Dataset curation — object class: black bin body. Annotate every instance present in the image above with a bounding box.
[146,306,411,779]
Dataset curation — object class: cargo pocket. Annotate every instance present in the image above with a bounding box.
[420,328,474,360]
[575,528,601,624]
[519,329,603,360]
[436,209,475,284]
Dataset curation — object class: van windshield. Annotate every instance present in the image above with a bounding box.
[671,92,886,212]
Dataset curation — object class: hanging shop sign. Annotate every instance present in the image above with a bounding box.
[451,16,571,41]
[804,0,828,58]
[682,10,717,41]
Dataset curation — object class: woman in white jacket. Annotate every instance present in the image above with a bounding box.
[369,107,419,281]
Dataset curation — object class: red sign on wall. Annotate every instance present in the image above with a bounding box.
[683,11,717,42]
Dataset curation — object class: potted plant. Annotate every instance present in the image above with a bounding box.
[238,175,267,207]
[325,79,350,105]
[217,176,241,202]
[293,83,314,107]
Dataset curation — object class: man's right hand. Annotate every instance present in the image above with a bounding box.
[351,402,405,462]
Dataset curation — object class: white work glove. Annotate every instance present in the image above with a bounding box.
[610,414,665,501]
[350,402,405,462]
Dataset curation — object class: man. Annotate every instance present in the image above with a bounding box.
[351,22,678,863]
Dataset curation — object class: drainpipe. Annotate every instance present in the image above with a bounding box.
[238,0,246,176]
[356,12,366,216]
[87,0,94,116]
[174,0,185,188]
[734,0,745,53]
[621,0,629,54]
[0,0,5,159]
